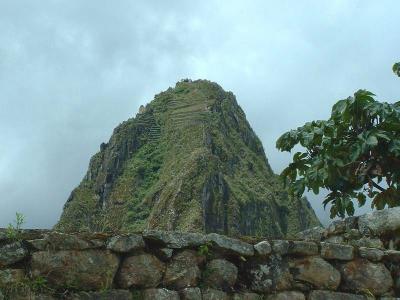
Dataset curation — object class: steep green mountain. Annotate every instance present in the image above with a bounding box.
[56,80,320,237]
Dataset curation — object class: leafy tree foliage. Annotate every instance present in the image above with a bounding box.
[276,89,400,218]
[393,62,400,77]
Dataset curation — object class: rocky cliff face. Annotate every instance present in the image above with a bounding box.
[56,79,320,237]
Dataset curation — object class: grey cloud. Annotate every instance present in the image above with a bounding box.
[0,1,399,228]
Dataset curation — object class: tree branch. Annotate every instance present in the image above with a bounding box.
[368,176,386,192]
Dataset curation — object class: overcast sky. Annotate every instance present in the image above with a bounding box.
[0,1,399,228]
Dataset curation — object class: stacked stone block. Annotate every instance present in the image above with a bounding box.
[0,208,399,299]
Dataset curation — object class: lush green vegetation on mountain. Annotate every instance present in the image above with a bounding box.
[56,80,320,237]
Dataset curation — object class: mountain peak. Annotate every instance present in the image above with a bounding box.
[56,81,320,237]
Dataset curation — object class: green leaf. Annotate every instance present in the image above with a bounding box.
[366,135,378,147]
[311,185,319,194]
[345,202,355,216]
[357,193,367,207]
[349,144,361,161]
[393,62,400,77]
[375,131,391,141]
[331,99,348,117]
[276,130,298,152]
[389,140,400,156]
[291,180,305,197]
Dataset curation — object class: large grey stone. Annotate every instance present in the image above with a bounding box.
[296,226,325,241]
[67,290,133,300]
[88,238,106,248]
[107,234,145,253]
[203,259,238,290]
[308,290,367,300]
[154,248,174,260]
[320,242,354,260]
[202,288,229,300]
[29,232,107,251]
[288,241,318,256]
[30,250,119,291]
[343,229,362,240]
[232,292,262,299]
[247,263,272,292]
[290,256,341,290]
[117,253,165,288]
[254,241,272,256]
[206,233,254,257]
[339,259,393,296]
[180,287,202,300]
[349,236,384,249]
[41,232,95,250]
[0,242,28,267]
[358,247,384,262]
[163,250,201,289]
[326,216,358,235]
[325,235,345,244]
[385,249,400,262]
[142,288,180,300]
[358,207,400,235]
[246,255,292,292]
[0,269,25,287]
[271,240,289,255]
[267,291,305,300]
[274,240,319,256]
[143,230,206,248]
[27,239,50,250]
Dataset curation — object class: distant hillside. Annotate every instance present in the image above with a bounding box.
[56,79,320,237]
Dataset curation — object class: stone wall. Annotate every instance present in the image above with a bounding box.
[0,208,399,300]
